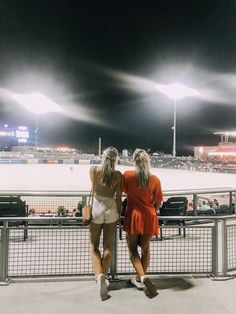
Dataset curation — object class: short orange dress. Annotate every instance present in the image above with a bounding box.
[122,171,163,236]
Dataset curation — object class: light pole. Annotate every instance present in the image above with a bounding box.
[11,92,62,147]
[173,98,177,158]
[156,83,198,157]
[98,137,102,157]
[35,113,38,147]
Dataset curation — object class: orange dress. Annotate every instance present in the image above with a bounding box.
[122,171,163,236]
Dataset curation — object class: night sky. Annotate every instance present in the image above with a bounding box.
[1,0,236,155]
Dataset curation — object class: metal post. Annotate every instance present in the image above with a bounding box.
[211,218,232,280]
[0,221,10,285]
[172,99,177,158]
[211,219,218,277]
[221,218,228,277]
[109,226,118,280]
[229,191,233,214]
[234,191,236,214]
[193,193,198,215]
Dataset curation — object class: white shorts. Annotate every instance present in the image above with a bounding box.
[92,196,119,224]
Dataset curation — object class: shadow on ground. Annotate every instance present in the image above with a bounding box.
[153,278,194,291]
[108,277,194,292]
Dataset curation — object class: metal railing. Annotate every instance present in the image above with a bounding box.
[0,188,236,284]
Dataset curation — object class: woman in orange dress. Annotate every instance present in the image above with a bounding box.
[122,149,163,297]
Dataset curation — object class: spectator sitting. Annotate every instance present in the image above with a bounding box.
[197,201,202,210]
[57,206,67,216]
[187,201,193,212]
[44,210,54,217]
[29,208,36,216]
[200,201,211,210]
[72,208,81,217]
[77,202,83,216]
[212,199,219,210]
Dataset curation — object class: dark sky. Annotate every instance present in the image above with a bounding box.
[1,0,236,155]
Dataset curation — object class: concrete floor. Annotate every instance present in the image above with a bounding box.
[1,276,236,314]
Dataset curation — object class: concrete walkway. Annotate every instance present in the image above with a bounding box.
[1,276,236,314]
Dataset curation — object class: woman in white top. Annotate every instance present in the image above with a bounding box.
[89,147,122,301]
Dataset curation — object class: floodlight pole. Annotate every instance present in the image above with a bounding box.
[172,98,177,158]
[156,83,198,158]
[35,113,38,148]
[98,137,102,157]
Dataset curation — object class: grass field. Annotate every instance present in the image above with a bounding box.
[0,163,236,192]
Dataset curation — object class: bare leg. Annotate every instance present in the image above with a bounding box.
[90,221,117,276]
[90,222,103,276]
[101,222,117,274]
[139,235,157,297]
[139,235,152,274]
[90,221,116,301]
[126,233,145,278]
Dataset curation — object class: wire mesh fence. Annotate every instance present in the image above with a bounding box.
[227,224,236,271]
[8,227,92,277]
[1,187,236,282]
[116,225,214,275]
[0,221,216,279]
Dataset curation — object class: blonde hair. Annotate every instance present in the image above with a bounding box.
[101,147,118,186]
[133,148,151,188]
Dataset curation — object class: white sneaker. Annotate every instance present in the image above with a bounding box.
[131,277,144,290]
[97,273,109,301]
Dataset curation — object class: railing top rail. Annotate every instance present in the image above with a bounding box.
[0,214,236,222]
[0,187,236,196]
[164,187,236,196]
[0,190,90,196]
[0,216,84,221]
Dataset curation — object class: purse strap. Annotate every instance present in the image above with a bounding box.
[88,167,96,205]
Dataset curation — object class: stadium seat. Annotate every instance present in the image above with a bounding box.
[0,196,28,240]
[159,196,188,240]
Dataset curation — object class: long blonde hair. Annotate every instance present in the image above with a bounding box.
[133,148,151,188]
[100,147,118,186]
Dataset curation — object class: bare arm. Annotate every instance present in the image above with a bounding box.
[89,166,96,183]
[115,172,122,214]
[153,176,163,214]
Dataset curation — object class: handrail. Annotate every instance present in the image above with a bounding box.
[0,214,236,222]
[0,187,235,196]
[0,191,90,196]
[164,187,236,196]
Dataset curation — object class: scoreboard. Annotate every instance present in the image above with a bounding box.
[0,124,33,149]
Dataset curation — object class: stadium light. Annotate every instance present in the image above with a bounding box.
[214,131,236,143]
[12,92,62,147]
[156,83,198,157]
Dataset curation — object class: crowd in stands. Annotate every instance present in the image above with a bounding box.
[121,154,236,174]
[1,146,236,174]
[29,202,84,218]
[185,197,234,215]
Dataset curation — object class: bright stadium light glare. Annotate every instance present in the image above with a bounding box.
[12,92,62,114]
[12,92,62,147]
[156,83,198,157]
[156,83,198,100]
